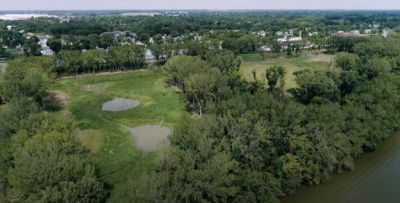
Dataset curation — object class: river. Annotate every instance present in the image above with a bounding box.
[281,131,400,203]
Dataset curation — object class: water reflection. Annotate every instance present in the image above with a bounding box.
[281,132,400,203]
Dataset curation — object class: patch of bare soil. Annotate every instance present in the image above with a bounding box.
[57,110,72,119]
[54,90,68,105]
[75,129,102,154]
[59,69,148,80]
[307,53,335,62]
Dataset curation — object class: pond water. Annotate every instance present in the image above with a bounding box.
[121,125,172,155]
[281,131,400,203]
[102,98,140,111]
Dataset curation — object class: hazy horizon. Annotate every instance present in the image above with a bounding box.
[1,0,400,11]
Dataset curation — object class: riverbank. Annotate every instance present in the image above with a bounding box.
[281,131,400,203]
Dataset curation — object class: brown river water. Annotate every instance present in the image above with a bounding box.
[281,131,400,203]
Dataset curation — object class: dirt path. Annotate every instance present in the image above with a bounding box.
[242,51,335,65]
[54,90,68,105]
[0,63,6,73]
[59,69,148,80]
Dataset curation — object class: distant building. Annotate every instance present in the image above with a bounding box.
[260,45,271,52]
[40,47,54,56]
[336,30,368,37]
[37,35,51,48]
[277,37,302,44]
[130,33,137,38]
[145,49,154,60]
[349,30,360,35]
[382,28,390,37]
[288,37,302,43]
[276,31,283,36]
[149,37,154,43]
[19,30,24,33]
[27,32,34,37]
[336,31,346,36]
[365,29,372,34]
[0,14,55,20]
[257,30,266,37]
[7,25,12,30]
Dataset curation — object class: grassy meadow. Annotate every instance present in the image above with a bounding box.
[53,68,187,186]
[240,51,334,90]
[50,51,333,189]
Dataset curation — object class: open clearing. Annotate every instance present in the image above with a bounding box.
[54,68,187,185]
[241,51,334,90]
[51,52,331,188]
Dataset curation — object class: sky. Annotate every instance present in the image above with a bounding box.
[1,0,400,10]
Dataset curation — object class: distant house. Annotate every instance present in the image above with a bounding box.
[27,32,34,37]
[382,28,390,37]
[136,41,145,46]
[373,24,380,29]
[194,36,202,41]
[37,35,51,48]
[289,37,302,42]
[276,31,283,36]
[260,45,271,52]
[258,30,266,37]
[7,25,12,30]
[336,31,346,36]
[149,37,154,43]
[130,33,137,38]
[277,37,302,44]
[365,29,372,34]
[40,47,54,56]
[100,31,129,37]
[349,30,360,35]
[145,49,155,60]
[19,30,24,33]
[278,38,287,42]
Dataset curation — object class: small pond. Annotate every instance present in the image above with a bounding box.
[121,125,172,155]
[102,98,140,111]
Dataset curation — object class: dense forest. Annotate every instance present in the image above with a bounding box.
[1,10,400,203]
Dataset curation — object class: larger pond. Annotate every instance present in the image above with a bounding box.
[121,125,172,155]
[102,98,140,111]
[281,131,400,203]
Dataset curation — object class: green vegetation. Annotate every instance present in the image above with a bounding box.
[56,68,187,184]
[241,53,332,90]
[3,10,400,203]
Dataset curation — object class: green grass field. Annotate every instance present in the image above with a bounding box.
[240,52,334,90]
[54,68,187,185]
[51,51,332,189]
